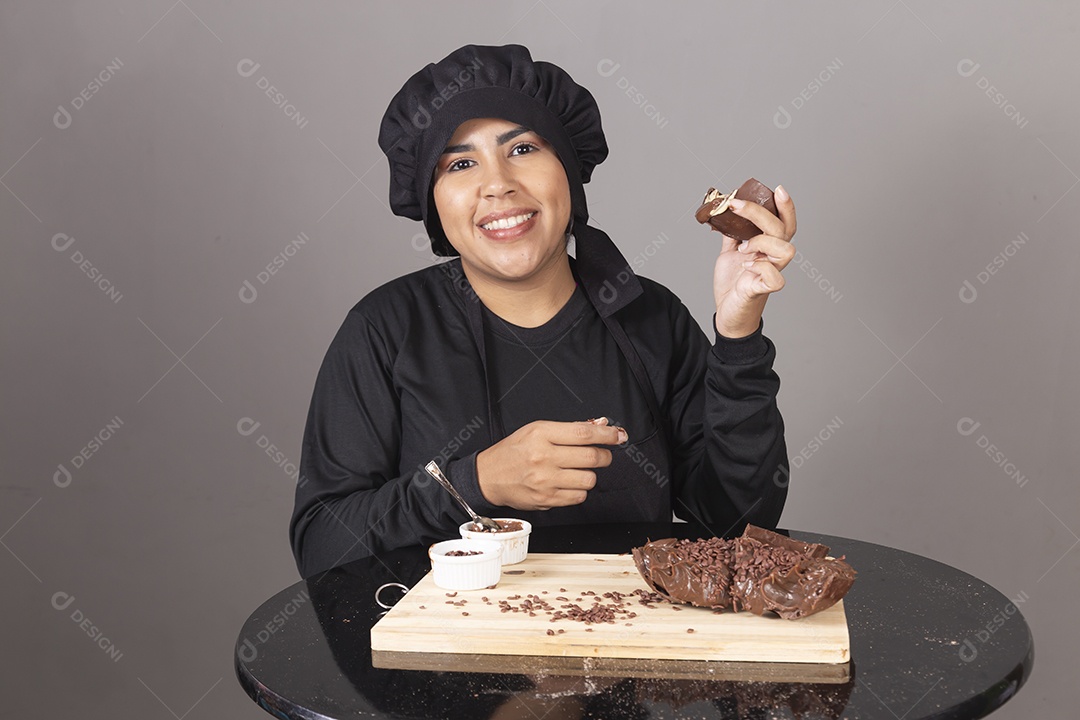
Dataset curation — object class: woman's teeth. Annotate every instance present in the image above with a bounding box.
[481,212,535,230]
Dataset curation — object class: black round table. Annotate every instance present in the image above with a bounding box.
[235,524,1033,719]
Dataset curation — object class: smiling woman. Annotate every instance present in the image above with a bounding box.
[289,44,796,579]
[433,118,575,327]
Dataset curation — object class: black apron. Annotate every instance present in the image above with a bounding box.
[459,270,673,525]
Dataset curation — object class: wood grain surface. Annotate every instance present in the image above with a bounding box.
[370,553,850,673]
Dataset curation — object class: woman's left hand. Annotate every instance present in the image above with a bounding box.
[712,184,797,338]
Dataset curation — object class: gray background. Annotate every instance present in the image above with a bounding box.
[2,1,1075,717]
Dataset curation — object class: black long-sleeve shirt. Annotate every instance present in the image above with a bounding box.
[290,258,788,578]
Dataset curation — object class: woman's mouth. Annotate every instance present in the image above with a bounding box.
[477,211,538,240]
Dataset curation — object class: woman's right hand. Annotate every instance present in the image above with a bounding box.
[475,418,628,510]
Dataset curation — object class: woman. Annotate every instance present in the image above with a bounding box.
[290,44,797,579]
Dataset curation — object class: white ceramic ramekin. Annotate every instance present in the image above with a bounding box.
[458,519,532,565]
[428,539,503,590]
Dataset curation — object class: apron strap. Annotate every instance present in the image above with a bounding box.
[598,311,667,446]
[462,289,507,444]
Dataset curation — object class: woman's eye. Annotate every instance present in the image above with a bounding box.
[445,143,537,173]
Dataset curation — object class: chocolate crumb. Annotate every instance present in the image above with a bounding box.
[546,629,555,636]
[687,628,695,633]
[445,592,458,597]
[462,612,469,616]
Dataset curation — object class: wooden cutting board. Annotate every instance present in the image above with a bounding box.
[371,553,850,678]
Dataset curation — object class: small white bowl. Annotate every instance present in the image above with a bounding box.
[459,518,532,565]
[428,539,503,591]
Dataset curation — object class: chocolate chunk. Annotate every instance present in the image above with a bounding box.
[631,524,856,620]
[741,524,829,559]
[695,178,778,243]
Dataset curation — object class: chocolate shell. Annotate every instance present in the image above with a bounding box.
[742,524,829,559]
[631,538,734,610]
[632,525,856,620]
[694,178,778,243]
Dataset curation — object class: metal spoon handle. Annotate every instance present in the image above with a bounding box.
[424,461,481,523]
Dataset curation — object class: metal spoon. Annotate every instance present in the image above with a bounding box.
[424,461,502,532]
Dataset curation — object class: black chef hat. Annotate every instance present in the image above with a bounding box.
[378,43,642,316]
[378,43,609,256]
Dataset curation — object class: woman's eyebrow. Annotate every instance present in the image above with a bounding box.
[441,125,531,155]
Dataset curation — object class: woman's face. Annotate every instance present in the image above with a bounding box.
[432,117,572,286]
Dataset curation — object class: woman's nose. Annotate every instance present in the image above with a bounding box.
[480,157,517,197]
